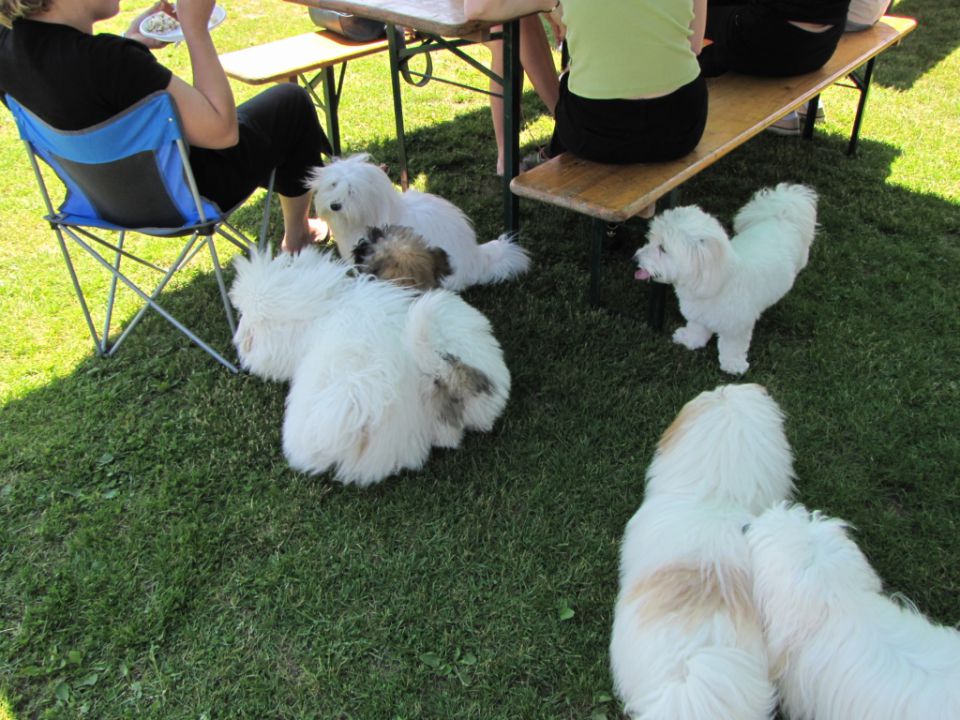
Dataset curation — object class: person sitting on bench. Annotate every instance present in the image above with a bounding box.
[0,0,333,253]
[465,0,709,176]
[698,0,853,78]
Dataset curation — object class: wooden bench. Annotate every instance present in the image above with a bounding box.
[219,30,389,155]
[510,15,917,324]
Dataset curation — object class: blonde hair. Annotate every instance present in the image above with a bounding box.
[0,0,51,27]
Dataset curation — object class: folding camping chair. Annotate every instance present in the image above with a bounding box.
[5,90,275,372]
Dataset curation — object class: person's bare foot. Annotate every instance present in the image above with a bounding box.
[281,218,330,254]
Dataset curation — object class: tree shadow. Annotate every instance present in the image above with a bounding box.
[873,0,956,90]
[2,73,958,720]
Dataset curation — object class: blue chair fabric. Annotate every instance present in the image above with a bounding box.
[5,91,274,371]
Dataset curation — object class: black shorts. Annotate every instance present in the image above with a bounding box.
[549,72,708,164]
[699,4,846,78]
[189,84,332,212]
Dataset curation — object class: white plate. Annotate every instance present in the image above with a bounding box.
[139,4,226,42]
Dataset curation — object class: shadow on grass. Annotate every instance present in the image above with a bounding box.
[1,118,958,719]
[874,0,957,90]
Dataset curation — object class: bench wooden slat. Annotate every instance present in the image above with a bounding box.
[219,30,388,85]
[511,16,917,223]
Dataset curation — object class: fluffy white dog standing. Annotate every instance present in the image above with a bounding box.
[229,247,511,486]
[307,154,531,291]
[633,183,818,375]
[746,502,960,720]
[611,384,796,720]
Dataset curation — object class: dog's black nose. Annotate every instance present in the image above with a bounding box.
[330,202,342,212]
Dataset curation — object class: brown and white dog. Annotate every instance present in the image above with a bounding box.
[610,384,795,720]
[352,225,452,292]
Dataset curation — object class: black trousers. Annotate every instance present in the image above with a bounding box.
[189,83,332,213]
[548,73,708,164]
[699,3,847,78]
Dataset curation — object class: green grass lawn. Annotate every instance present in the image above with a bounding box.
[1,1,958,718]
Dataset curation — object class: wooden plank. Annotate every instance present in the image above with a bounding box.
[511,16,917,223]
[220,31,388,85]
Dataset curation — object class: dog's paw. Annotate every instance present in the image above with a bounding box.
[673,325,711,350]
[719,355,750,375]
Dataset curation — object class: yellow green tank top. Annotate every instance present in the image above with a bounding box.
[562,0,700,99]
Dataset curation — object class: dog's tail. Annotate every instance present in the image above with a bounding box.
[405,290,510,431]
[635,647,778,720]
[734,183,818,240]
[471,233,532,285]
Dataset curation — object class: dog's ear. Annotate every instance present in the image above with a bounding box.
[353,237,373,266]
[353,227,384,265]
[429,248,452,287]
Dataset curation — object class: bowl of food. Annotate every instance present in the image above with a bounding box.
[139,4,226,42]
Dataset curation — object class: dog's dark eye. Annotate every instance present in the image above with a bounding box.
[330,202,342,212]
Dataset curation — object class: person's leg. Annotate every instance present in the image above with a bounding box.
[486,17,559,174]
[278,191,328,254]
[189,84,332,251]
[485,35,509,175]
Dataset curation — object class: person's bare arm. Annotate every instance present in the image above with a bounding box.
[463,0,554,22]
[690,0,707,54]
[165,0,237,148]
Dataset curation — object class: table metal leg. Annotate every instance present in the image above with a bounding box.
[386,24,410,190]
[321,66,341,156]
[502,19,521,233]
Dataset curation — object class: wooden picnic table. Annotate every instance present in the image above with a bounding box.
[283,0,528,232]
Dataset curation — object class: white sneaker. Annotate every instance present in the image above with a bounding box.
[767,111,801,136]
[797,102,826,122]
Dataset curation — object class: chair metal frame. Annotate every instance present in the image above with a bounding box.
[7,92,274,373]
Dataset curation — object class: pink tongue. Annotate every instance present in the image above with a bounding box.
[634,268,651,281]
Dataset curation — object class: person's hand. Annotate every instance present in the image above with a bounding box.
[124,0,176,49]
[544,2,565,49]
[175,0,216,37]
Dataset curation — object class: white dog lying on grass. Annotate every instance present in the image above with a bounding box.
[229,247,511,486]
[308,153,530,292]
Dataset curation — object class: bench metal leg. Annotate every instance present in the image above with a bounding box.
[588,219,610,307]
[647,188,680,331]
[386,24,410,190]
[802,94,820,141]
[847,57,876,157]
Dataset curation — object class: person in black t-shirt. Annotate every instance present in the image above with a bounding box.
[0,0,333,253]
[698,0,853,78]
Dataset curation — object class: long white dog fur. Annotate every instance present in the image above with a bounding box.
[634,183,818,375]
[308,153,530,291]
[228,247,510,486]
[611,384,795,720]
[746,502,960,720]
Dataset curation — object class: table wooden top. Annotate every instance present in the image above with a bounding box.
[282,0,499,38]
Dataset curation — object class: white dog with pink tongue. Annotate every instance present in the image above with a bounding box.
[634,183,818,374]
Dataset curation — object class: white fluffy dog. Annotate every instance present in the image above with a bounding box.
[634,183,818,375]
[228,247,511,486]
[307,154,531,292]
[746,502,960,720]
[611,384,796,720]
